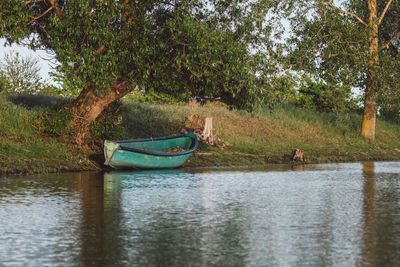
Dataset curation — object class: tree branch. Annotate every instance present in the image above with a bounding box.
[48,0,63,19]
[25,0,46,4]
[325,1,367,26]
[380,31,400,50]
[95,45,106,55]
[378,0,393,25]
[29,6,53,24]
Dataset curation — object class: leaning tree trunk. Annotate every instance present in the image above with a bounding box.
[68,81,134,145]
[361,0,379,142]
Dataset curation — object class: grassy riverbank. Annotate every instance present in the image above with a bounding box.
[121,100,400,166]
[0,94,97,175]
[1,93,400,175]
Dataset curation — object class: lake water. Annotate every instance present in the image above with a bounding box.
[1,162,400,266]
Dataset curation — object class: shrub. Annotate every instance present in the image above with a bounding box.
[124,89,187,105]
[37,100,127,146]
[89,100,127,143]
[295,78,358,113]
[37,104,73,137]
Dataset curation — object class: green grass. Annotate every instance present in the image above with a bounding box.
[1,93,400,175]
[0,94,96,175]
[120,101,400,165]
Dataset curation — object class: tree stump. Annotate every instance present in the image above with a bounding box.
[201,117,214,145]
[291,149,305,163]
[181,114,226,148]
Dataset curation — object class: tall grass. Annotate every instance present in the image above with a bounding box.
[0,93,39,139]
[0,93,94,175]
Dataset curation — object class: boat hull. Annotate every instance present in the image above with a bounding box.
[104,134,197,169]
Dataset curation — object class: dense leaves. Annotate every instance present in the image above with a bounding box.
[274,0,400,134]
[0,0,273,110]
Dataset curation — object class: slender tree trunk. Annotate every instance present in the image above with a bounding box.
[68,81,134,145]
[361,0,379,142]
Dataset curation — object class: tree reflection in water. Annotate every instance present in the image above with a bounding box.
[372,163,400,266]
[4,164,399,266]
[62,165,400,266]
[362,162,376,267]
[72,171,125,266]
[362,162,400,266]
[102,170,250,266]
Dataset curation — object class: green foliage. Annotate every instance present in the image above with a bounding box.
[278,0,399,113]
[377,51,400,123]
[0,94,95,175]
[8,94,71,109]
[379,90,400,124]
[37,100,127,142]
[124,89,186,105]
[89,101,127,142]
[0,0,273,111]
[284,1,369,87]
[37,105,73,137]
[0,72,9,93]
[258,72,298,110]
[1,94,400,174]
[0,93,38,138]
[50,72,82,97]
[39,84,69,97]
[379,107,400,124]
[295,78,359,113]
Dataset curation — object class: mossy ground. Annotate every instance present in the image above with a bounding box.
[1,93,400,176]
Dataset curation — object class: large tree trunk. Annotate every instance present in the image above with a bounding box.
[68,81,134,145]
[361,0,379,142]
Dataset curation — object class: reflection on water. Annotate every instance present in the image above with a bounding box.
[362,162,376,267]
[1,163,400,266]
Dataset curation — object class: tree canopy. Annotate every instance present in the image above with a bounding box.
[274,0,400,140]
[1,0,271,107]
[285,0,399,88]
[1,0,398,144]
[0,0,273,143]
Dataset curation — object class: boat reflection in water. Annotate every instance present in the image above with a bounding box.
[1,163,400,266]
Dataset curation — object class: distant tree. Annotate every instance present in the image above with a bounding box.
[273,0,400,141]
[0,0,271,144]
[0,50,46,94]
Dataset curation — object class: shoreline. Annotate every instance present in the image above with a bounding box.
[2,149,400,177]
[1,94,400,177]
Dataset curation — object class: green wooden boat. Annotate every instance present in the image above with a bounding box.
[104,133,198,169]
